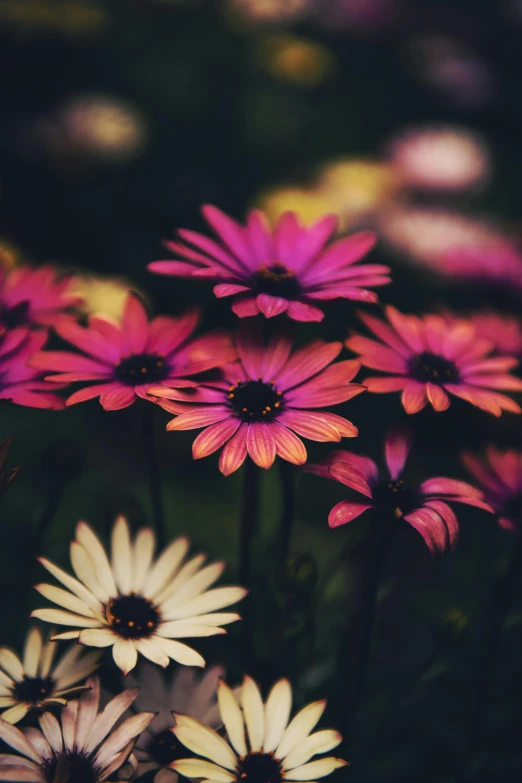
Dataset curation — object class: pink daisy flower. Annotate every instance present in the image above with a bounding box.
[462,446,522,535]
[150,324,365,475]
[346,306,522,416]
[0,265,82,329]
[0,328,65,409]
[307,429,493,556]
[29,294,236,411]
[148,205,386,322]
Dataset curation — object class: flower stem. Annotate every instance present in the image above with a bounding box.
[239,458,260,664]
[278,459,295,576]
[141,403,166,549]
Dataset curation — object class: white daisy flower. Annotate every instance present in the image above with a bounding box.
[172,676,348,783]
[0,625,100,725]
[31,516,246,675]
[0,676,155,783]
[127,663,224,783]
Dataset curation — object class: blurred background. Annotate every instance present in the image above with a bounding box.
[1,0,522,781]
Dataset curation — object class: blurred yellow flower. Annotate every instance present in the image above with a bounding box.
[0,242,22,271]
[256,35,336,87]
[0,0,107,36]
[71,274,143,322]
[257,186,339,227]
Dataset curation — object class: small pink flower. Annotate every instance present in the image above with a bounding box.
[30,294,236,411]
[462,447,522,535]
[150,323,365,474]
[307,429,493,556]
[0,265,82,329]
[148,205,386,322]
[0,328,65,409]
[346,306,522,416]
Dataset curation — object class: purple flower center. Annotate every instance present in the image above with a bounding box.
[42,752,98,783]
[227,379,283,421]
[106,594,160,639]
[372,479,419,519]
[254,263,301,299]
[236,752,283,783]
[1,300,30,328]
[115,353,169,385]
[147,729,190,767]
[409,352,460,385]
[14,676,55,705]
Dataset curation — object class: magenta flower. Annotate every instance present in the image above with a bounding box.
[0,328,65,409]
[150,324,365,474]
[30,294,236,411]
[463,447,522,535]
[307,429,493,556]
[346,306,522,416]
[0,265,82,329]
[148,205,386,322]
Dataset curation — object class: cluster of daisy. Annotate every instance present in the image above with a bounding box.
[2,202,522,782]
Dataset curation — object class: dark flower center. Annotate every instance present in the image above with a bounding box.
[1,301,30,328]
[42,752,97,783]
[14,676,55,705]
[372,479,420,519]
[409,352,460,385]
[147,729,191,767]
[114,353,169,385]
[106,594,160,639]
[227,379,283,421]
[236,752,283,783]
[254,263,301,299]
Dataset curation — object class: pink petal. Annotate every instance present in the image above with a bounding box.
[345,336,407,373]
[273,212,301,266]
[147,260,200,276]
[202,205,253,268]
[166,407,232,431]
[385,306,425,353]
[147,310,200,357]
[246,422,276,469]
[404,507,449,557]
[270,423,307,465]
[237,321,264,379]
[306,287,379,303]
[256,294,289,318]
[66,383,116,406]
[192,418,241,460]
[423,500,459,551]
[99,385,137,410]
[401,382,428,414]
[214,284,251,298]
[422,315,447,354]
[328,463,373,498]
[356,310,412,356]
[178,229,245,275]
[231,297,260,318]
[44,372,109,383]
[328,501,373,528]
[365,376,408,393]
[295,213,339,270]
[286,301,324,322]
[485,446,521,492]
[56,321,121,363]
[498,517,520,534]
[385,428,412,480]
[276,341,342,390]
[219,423,249,475]
[420,477,484,499]
[426,383,451,411]
[461,452,509,498]
[459,357,519,374]
[261,329,294,381]
[277,410,342,442]
[121,295,149,355]
[301,231,377,284]
[463,374,522,391]
[5,389,65,409]
[442,322,475,360]
[30,351,109,374]
[309,411,358,438]
[246,209,274,265]
[286,383,366,408]
[323,450,379,482]
[290,359,361,390]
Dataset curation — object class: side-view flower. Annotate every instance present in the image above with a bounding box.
[0,328,65,409]
[31,516,246,674]
[148,204,387,321]
[0,676,154,783]
[462,446,522,535]
[172,675,348,783]
[346,306,522,415]
[151,323,365,474]
[307,429,494,556]
[0,625,99,724]
[0,264,82,330]
[30,293,236,410]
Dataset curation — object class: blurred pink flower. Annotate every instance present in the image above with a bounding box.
[346,306,522,415]
[307,428,492,556]
[149,205,385,322]
[0,328,64,409]
[30,294,236,410]
[463,446,522,535]
[318,0,400,32]
[0,265,82,329]
[446,311,522,359]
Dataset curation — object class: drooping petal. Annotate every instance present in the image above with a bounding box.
[385,428,412,480]
[328,501,373,528]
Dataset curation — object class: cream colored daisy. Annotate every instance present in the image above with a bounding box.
[0,624,99,724]
[0,676,154,783]
[172,676,348,783]
[31,516,246,675]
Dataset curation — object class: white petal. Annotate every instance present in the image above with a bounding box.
[78,629,117,648]
[217,680,246,757]
[263,679,292,753]
[284,758,348,780]
[133,528,156,592]
[112,640,138,675]
[75,677,100,749]
[22,629,42,679]
[0,706,29,725]
[283,731,342,770]
[276,701,326,760]
[38,713,62,753]
[158,622,226,639]
[165,587,247,621]
[143,537,190,600]
[94,713,155,766]
[23,728,51,759]
[170,613,241,627]
[241,677,264,753]
[0,721,41,762]
[30,609,101,629]
[0,672,13,689]
[46,643,81,684]
[0,757,39,769]
[75,522,117,598]
[0,698,16,708]
[84,685,139,753]
[50,632,81,641]
[54,650,100,690]
[173,759,234,782]
[133,639,169,668]
[70,542,109,603]
[154,638,205,668]
[111,516,133,595]
[161,563,226,616]
[0,651,23,682]
[34,584,96,619]
[154,554,206,605]
[37,559,102,613]
[39,637,56,679]
[61,700,79,750]
[172,720,237,771]
[0,765,42,781]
